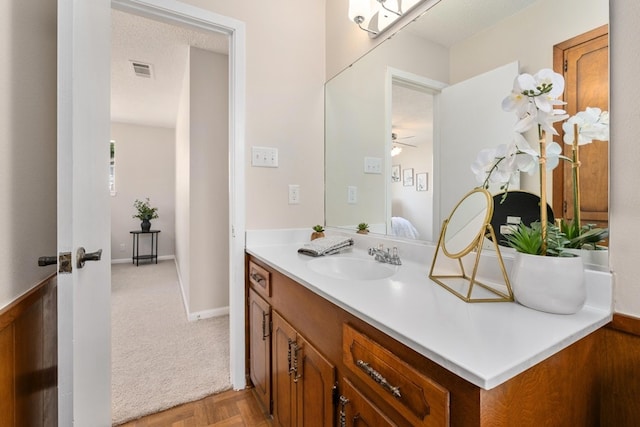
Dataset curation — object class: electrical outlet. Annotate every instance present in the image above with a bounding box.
[348,186,357,204]
[288,185,300,204]
[119,243,126,252]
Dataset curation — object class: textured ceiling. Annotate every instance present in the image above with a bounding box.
[111,9,229,128]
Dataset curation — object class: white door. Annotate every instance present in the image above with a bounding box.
[58,0,112,425]
[438,61,519,226]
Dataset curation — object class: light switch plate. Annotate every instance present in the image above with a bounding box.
[364,157,382,174]
[252,146,279,167]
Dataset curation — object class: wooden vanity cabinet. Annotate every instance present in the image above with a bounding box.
[271,311,336,427]
[248,288,272,413]
[339,378,396,427]
[246,255,603,427]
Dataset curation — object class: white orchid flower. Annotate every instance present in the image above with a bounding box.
[471,147,501,184]
[505,69,567,134]
[544,142,562,170]
[562,107,610,145]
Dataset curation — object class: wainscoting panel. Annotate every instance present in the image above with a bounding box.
[601,313,640,426]
[0,275,57,427]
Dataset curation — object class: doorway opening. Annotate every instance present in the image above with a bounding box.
[109,0,245,422]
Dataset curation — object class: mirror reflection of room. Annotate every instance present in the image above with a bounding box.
[325,0,608,262]
[390,81,434,241]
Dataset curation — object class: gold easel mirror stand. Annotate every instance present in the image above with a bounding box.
[429,188,513,303]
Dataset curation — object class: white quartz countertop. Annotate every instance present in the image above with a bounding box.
[246,230,612,390]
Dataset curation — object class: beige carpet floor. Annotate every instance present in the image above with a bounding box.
[111,260,231,425]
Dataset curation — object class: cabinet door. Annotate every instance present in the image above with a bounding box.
[295,335,336,426]
[249,288,271,413]
[340,378,397,427]
[272,312,297,427]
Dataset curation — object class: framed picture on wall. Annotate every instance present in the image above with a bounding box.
[391,164,401,182]
[416,173,428,191]
[403,168,414,186]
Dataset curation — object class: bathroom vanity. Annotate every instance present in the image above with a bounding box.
[245,231,612,426]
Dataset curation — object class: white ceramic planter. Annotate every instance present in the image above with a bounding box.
[564,247,609,268]
[510,252,586,314]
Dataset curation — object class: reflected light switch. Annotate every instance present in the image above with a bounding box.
[364,157,382,174]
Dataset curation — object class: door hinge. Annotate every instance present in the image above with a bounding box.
[563,200,568,214]
[564,59,568,72]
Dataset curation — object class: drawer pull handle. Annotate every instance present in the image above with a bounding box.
[356,359,401,399]
[250,270,265,286]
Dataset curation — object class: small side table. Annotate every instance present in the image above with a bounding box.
[130,230,160,266]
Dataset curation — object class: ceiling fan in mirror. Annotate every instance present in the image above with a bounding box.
[391,132,416,156]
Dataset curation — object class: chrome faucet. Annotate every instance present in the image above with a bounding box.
[368,244,402,265]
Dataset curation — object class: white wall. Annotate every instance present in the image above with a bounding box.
[449,0,608,83]
[181,0,326,230]
[609,1,640,316]
[110,122,176,261]
[188,47,229,314]
[175,47,229,317]
[175,51,191,305]
[0,0,57,309]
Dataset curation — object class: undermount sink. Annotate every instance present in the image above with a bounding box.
[307,256,399,281]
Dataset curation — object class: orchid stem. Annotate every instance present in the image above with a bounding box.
[539,128,547,255]
[572,123,581,228]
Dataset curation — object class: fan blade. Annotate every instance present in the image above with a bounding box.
[394,141,417,148]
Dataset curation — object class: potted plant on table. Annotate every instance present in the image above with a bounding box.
[471,68,608,314]
[133,198,159,232]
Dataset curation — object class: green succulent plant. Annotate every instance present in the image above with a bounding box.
[558,219,608,250]
[502,221,573,257]
[312,224,325,232]
[357,223,369,231]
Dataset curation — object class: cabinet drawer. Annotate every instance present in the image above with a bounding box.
[343,324,449,427]
[340,377,396,427]
[248,260,271,297]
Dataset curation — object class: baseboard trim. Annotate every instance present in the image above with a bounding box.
[187,306,230,322]
[111,255,175,264]
[172,258,229,322]
[609,313,640,337]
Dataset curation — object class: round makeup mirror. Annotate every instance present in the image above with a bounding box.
[442,188,493,258]
[429,187,513,303]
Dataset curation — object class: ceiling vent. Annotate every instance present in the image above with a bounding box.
[130,61,153,78]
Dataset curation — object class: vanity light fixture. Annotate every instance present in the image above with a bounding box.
[348,0,379,35]
[348,0,441,38]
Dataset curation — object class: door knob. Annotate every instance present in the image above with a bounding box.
[38,256,57,266]
[76,247,103,268]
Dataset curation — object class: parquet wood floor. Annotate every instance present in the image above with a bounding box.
[117,388,272,427]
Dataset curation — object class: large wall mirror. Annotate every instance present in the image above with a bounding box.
[325,0,609,253]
